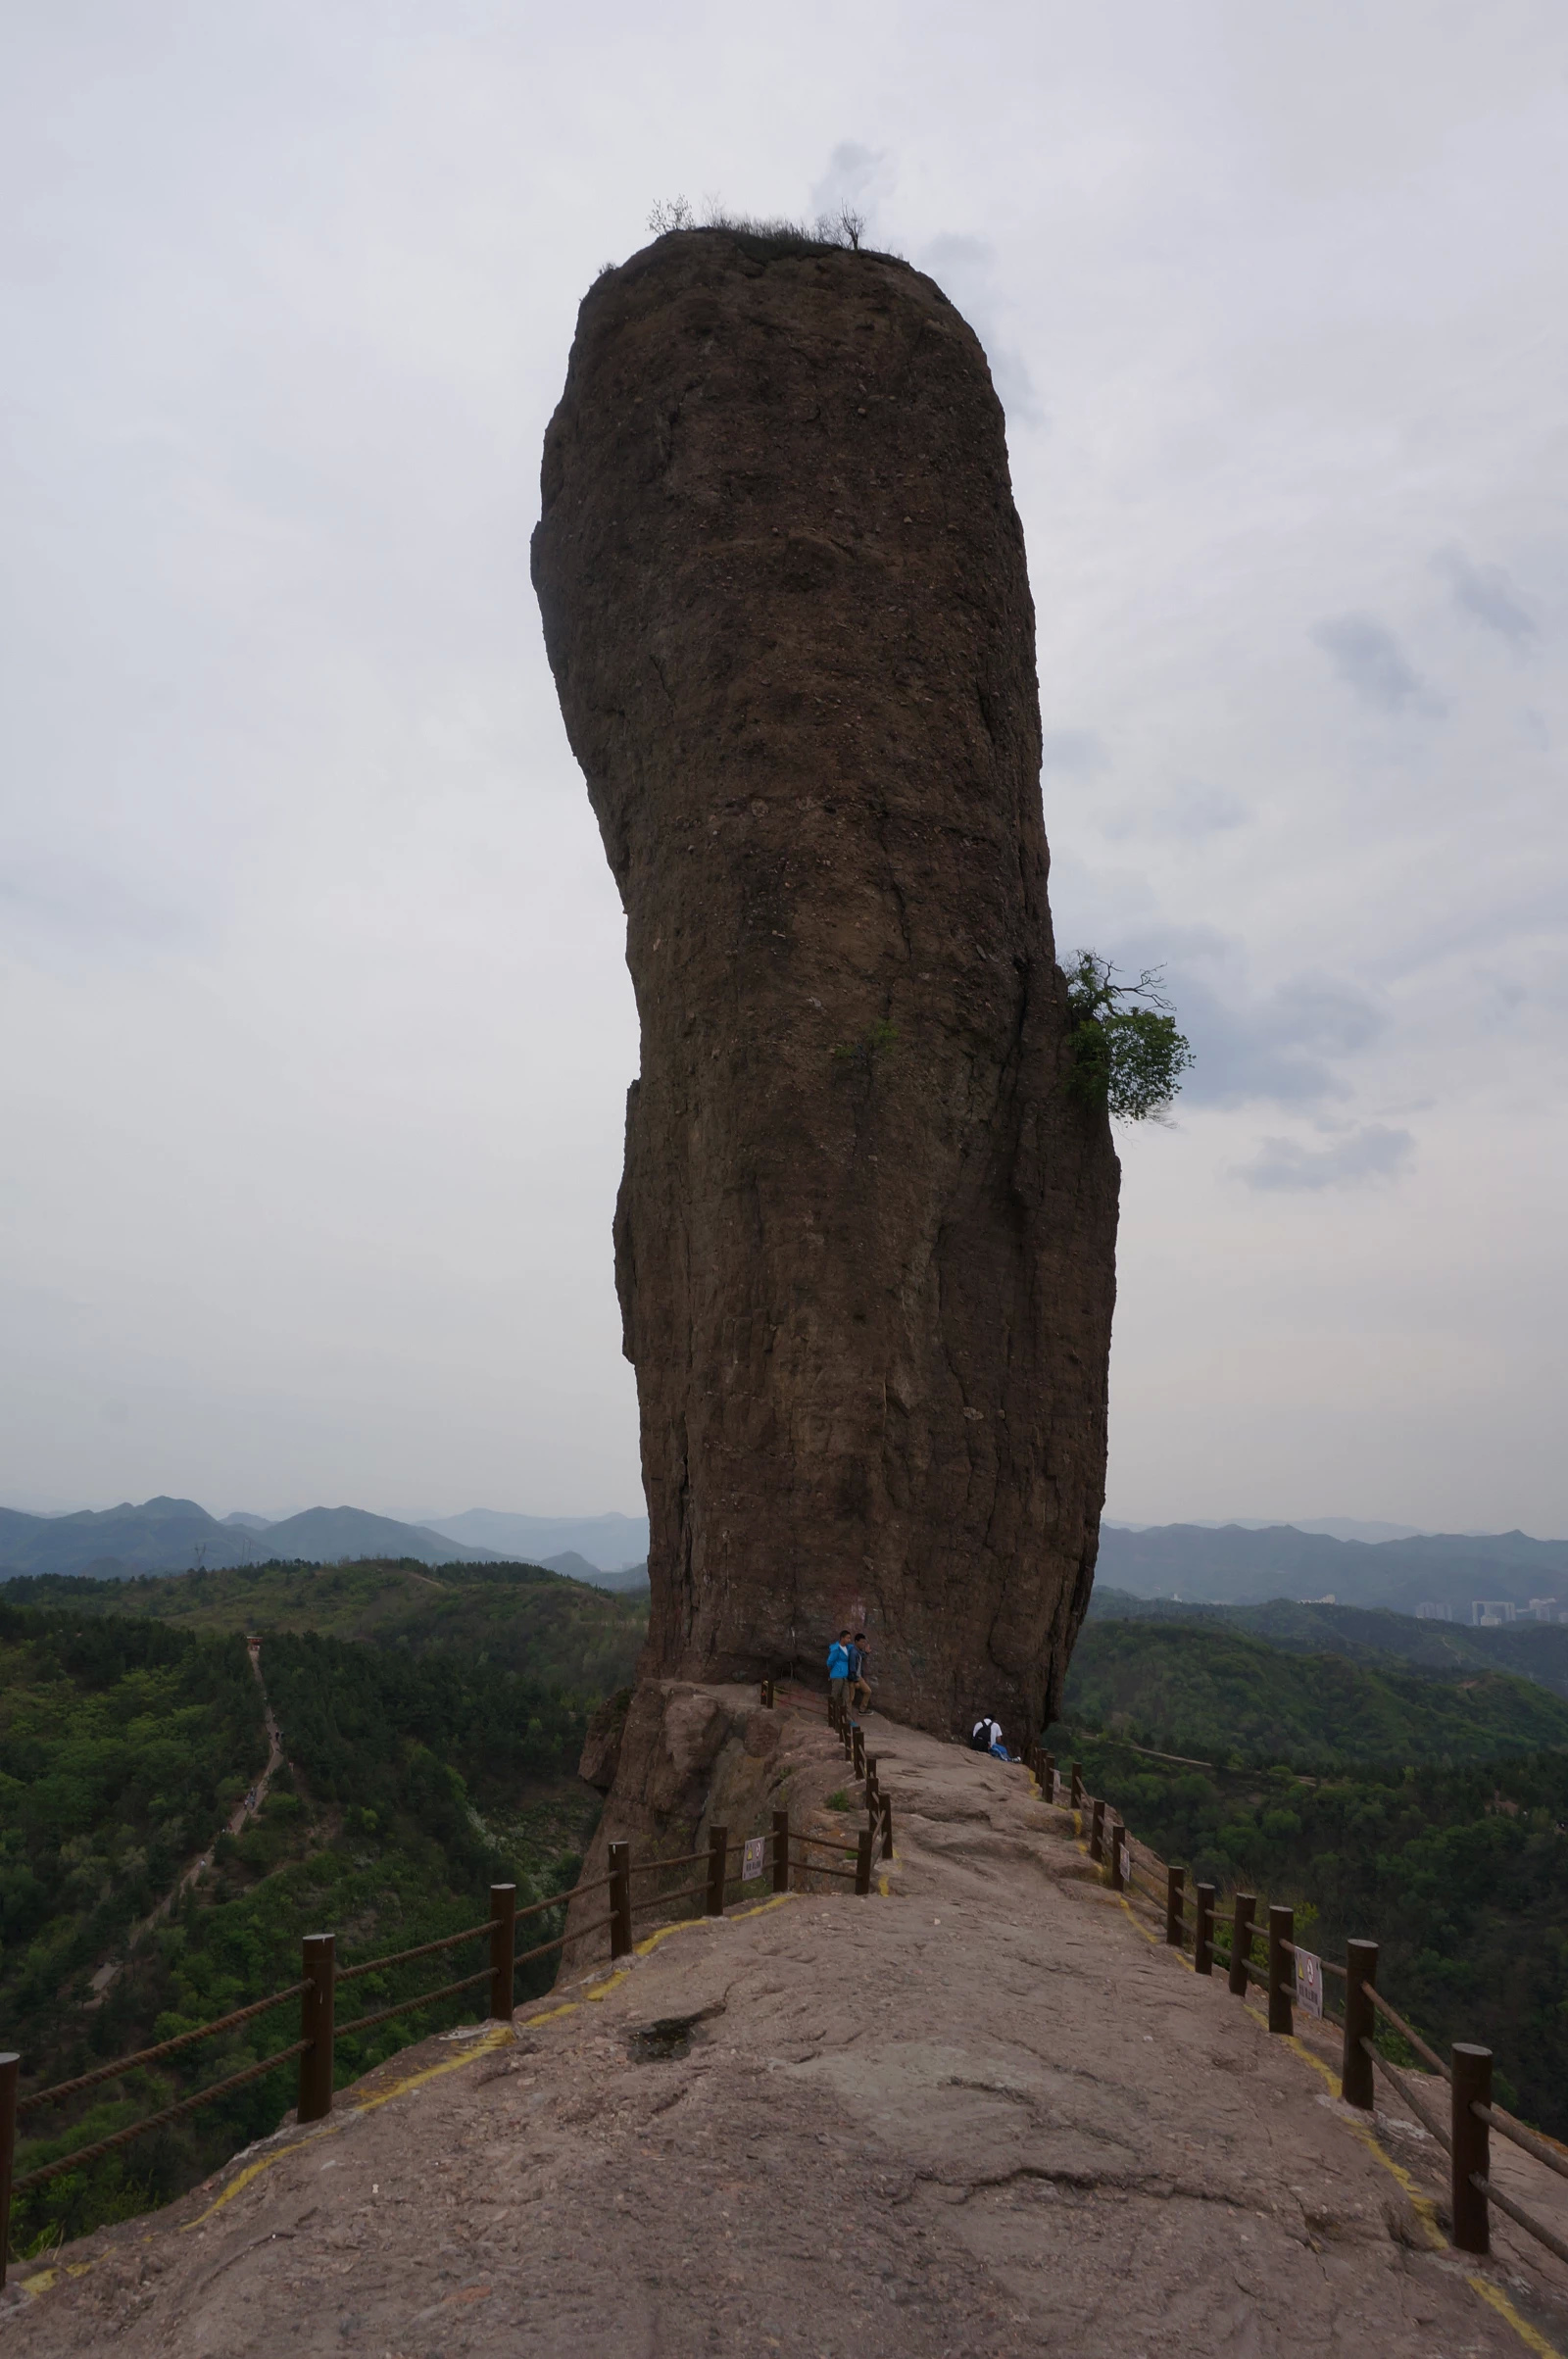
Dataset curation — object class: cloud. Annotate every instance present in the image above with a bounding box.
[1238,1124,1416,1192]
[1131,942,1385,1109]
[1041,730,1109,775]
[1311,614,1438,713]
[1153,783,1250,838]
[1433,546,1539,650]
[1183,972,1383,1106]
[809,142,889,225]
[916,233,1043,426]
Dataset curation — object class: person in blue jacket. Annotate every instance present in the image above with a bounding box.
[826,1630,852,1710]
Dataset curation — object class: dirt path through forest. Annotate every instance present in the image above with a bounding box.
[16,1697,1568,2356]
[86,1639,287,2005]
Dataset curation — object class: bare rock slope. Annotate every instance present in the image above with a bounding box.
[531,228,1119,1752]
[13,1702,1568,2358]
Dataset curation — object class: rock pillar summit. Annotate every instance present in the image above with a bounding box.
[532,228,1118,1747]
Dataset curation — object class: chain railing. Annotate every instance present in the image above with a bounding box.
[1025,1741,1568,2272]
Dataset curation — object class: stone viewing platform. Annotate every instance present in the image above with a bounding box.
[10,1691,1568,2357]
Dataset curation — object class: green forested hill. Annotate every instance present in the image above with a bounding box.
[1063,1618,1568,1767]
[0,1607,267,2030]
[0,1557,650,1693]
[1087,1587,1568,1700]
[0,1571,644,2261]
[1052,1618,1568,2138]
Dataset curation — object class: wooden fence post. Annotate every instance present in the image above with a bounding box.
[772,1809,791,1893]
[1070,1761,1083,1809]
[489,1884,516,2020]
[1107,1819,1125,1892]
[1342,1940,1378,2110]
[1451,2042,1492,2256]
[1089,1796,1104,1864]
[298,1933,335,2123]
[609,1842,633,1958]
[1268,1905,1294,2036]
[1194,1884,1215,1976]
[706,1826,728,1917]
[1165,1865,1185,1947]
[853,1726,866,1780]
[0,2050,16,2292]
[1228,1894,1255,1997]
[879,1794,894,1860]
[856,1826,874,1895]
[1044,1752,1055,1799]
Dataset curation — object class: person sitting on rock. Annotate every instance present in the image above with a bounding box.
[826,1630,852,1709]
[970,1715,1011,1760]
[850,1631,871,1714]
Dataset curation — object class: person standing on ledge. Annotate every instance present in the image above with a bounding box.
[850,1632,871,1715]
[827,1630,852,1711]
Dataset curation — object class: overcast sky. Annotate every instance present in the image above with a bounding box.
[3,1,1565,1535]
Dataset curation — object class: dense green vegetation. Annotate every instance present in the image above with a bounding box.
[1,1557,649,1693]
[1064,952,1195,1121]
[1088,1587,1568,1700]
[0,1606,266,2038]
[1063,1619,1568,1768]
[1,1566,646,2263]
[1051,1618,1568,2137]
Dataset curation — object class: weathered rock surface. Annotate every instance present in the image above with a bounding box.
[13,1710,1564,2358]
[532,228,1118,1758]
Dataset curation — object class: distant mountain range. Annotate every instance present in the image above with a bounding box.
[6,1497,1563,1614]
[1095,1523,1568,1616]
[416,1509,650,1571]
[0,1491,655,1585]
[0,1498,502,1581]
[0,1496,653,1586]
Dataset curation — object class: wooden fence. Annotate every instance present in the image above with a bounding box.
[0,1739,891,2288]
[1025,1743,1568,2273]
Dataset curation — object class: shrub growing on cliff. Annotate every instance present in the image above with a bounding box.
[1065,952,1194,1121]
[646,197,887,265]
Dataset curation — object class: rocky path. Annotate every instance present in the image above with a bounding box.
[13,1698,1568,2356]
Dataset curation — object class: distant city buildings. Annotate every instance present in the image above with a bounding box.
[1416,1597,1563,1625]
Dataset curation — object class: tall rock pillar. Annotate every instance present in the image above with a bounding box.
[532,229,1119,1749]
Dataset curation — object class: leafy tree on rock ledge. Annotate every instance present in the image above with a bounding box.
[1065,952,1195,1122]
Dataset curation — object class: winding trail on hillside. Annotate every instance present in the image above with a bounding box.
[86,1638,288,2006]
[21,1696,1568,2356]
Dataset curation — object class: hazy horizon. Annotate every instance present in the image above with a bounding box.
[5,4,1565,1533]
[2,1490,1563,1548]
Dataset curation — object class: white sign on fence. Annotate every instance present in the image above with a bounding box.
[1118,1843,1132,1886]
[1296,1948,1324,2018]
[742,1837,765,1884]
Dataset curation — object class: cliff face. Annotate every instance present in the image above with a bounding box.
[531,229,1118,1747]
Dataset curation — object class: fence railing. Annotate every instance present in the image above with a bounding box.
[0,1752,892,2287]
[1024,1742,1568,2274]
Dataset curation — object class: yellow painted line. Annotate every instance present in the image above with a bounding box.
[1113,1892,1160,1947]
[583,1971,629,2003]
[1468,2275,1566,2358]
[179,2021,518,2231]
[354,2021,514,2114]
[17,2260,94,2295]
[1225,1998,1563,2355]
[179,2122,344,2231]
